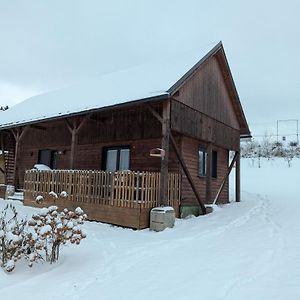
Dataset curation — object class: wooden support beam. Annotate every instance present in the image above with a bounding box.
[147,101,206,214]
[11,126,29,187]
[169,134,206,215]
[11,128,17,141]
[206,142,212,203]
[77,114,90,132]
[12,128,20,187]
[213,151,238,205]
[160,100,170,206]
[70,128,78,169]
[66,115,90,169]
[30,124,47,131]
[236,151,241,202]
[65,118,74,134]
[19,126,28,141]
[147,104,163,124]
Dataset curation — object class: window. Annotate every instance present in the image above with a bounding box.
[103,146,130,171]
[198,147,207,176]
[38,149,57,169]
[212,150,218,178]
[198,146,217,178]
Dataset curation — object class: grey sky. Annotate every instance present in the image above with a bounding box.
[0,0,299,136]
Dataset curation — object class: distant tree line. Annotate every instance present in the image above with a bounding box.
[241,136,300,167]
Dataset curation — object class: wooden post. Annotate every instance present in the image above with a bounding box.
[12,129,20,187]
[160,100,170,206]
[213,151,238,205]
[70,128,78,170]
[11,126,28,187]
[147,102,206,214]
[236,150,241,202]
[65,115,89,170]
[206,142,212,203]
[169,134,206,215]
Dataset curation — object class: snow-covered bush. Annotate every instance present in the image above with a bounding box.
[0,205,27,272]
[36,195,44,204]
[49,191,58,199]
[0,204,87,272]
[60,191,68,198]
[28,206,87,263]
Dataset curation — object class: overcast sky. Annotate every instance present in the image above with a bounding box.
[0,0,299,136]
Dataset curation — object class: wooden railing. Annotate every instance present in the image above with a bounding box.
[24,170,181,209]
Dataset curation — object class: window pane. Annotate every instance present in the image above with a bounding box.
[106,149,118,171]
[119,149,130,170]
[212,151,217,178]
[199,149,206,176]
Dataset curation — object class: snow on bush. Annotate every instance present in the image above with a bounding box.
[0,204,87,272]
[49,191,58,198]
[60,191,68,198]
[0,205,27,272]
[28,206,87,264]
[36,195,44,204]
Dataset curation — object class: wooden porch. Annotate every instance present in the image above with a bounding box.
[24,169,181,229]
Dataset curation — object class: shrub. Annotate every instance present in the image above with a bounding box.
[0,204,87,272]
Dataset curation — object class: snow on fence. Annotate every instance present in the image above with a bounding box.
[24,170,181,209]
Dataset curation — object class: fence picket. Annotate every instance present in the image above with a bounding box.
[24,169,181,209]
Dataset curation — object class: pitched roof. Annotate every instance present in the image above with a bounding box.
[0,42,250,135]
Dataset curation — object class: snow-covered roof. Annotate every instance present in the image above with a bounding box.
[0,43,222,129]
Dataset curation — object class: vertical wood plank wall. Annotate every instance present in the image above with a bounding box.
[173,56,240,131]
[180,136,229,205]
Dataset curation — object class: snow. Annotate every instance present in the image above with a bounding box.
[39,224,52,236]
[151,206,174,212]
[49,191,58,198]
[60,191,68,198]
[33,164,52,171]
[0,43,218,129]
[0,157,300,299]
[35,195,44,203]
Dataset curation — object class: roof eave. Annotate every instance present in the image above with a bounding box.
[167,41,223,94]
[0,93,169,131]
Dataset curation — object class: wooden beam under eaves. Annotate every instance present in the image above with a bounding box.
[30,124,47,131]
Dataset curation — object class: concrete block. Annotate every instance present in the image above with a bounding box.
[150,206,175,232]
[5,185,15,199]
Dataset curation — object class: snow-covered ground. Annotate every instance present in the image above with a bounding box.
[1,158,300,300]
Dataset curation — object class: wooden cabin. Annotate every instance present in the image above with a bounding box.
[0,42,250,229]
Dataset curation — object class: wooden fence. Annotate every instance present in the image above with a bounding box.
[24,170,181,209]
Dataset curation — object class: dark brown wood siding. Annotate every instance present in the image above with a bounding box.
[180,136,229,205]
[171,100,240,151]
[16,107,180,187]
[173,56,240,130]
